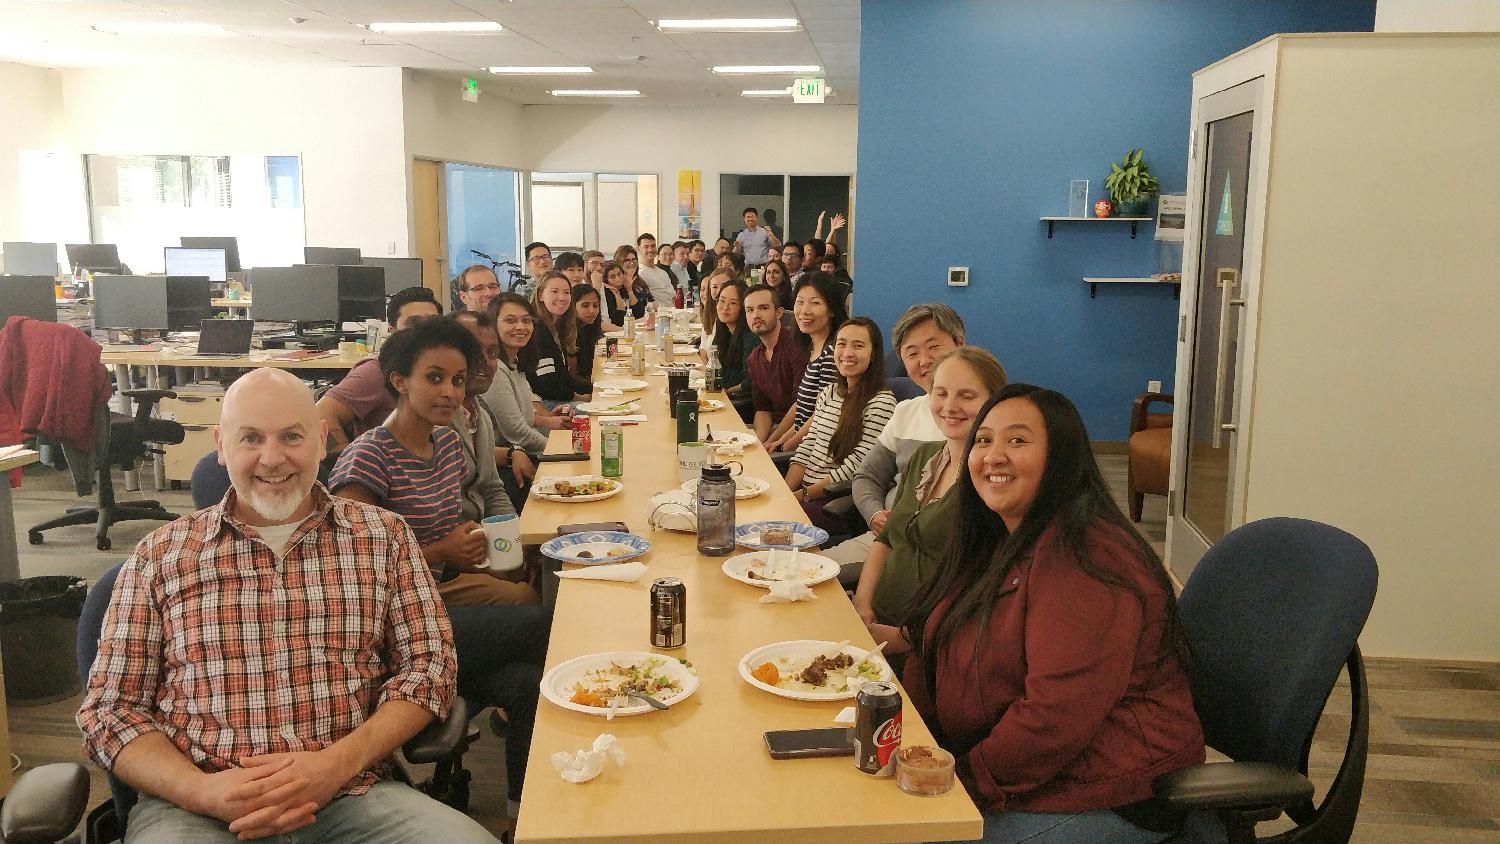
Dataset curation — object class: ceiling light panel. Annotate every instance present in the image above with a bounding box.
[711,64,820,74]
[489,66,593,74]
[549,89,642,97]
[367,21,503,33]
[92,21,226,35]
[656,18,800,32]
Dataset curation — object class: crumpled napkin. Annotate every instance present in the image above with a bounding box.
[759,580,817,603]
[555,562,648,582]
[833,706,857,726]
[597,387,624,398]
[551,733,626,783]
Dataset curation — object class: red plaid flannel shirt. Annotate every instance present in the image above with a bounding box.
[76,485,456,796]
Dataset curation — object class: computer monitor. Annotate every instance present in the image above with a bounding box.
[0,276,58,323]
[93,275,168,330]
[164,276,213,331]
[164,247,227,283]
[361,256,423,295]
[180,236,241,273]
[338,265,386,323]
[66,243,123,275]
[250,266,340,325]
[303,246,361,266]
[2,242,59,276]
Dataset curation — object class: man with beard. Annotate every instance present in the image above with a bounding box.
[78,368,496,843]
[743,285,809,442]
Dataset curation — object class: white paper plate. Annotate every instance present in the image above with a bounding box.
[576,400,641,415]
[672,344,699,355]
[737,640,893,702]
[703,430,757,450]
[540,531,652,565]
[534,476,624,503]
[542,651,699,716]
[681,475,770,500]
[697,398,727,413]
[594,378,649,392]
[721,551,840,589]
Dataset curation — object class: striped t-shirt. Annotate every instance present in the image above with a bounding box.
[793,343,836,427]
[330,425,465,551]
[791,384,897,486]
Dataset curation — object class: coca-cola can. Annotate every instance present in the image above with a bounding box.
[605,337,620,358]
[650,577,686,649]
[570,414,591,454]
[854,681,903,776]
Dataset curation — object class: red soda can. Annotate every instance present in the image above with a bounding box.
[605,337,619,358]
[571,414,591,454]
[854,681,903,776]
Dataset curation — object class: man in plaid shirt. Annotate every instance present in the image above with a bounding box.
[77,369,497,842]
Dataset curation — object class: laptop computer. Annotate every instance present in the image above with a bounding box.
[183,319,254,359]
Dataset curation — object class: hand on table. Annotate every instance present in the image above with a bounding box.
[229,749,355,839]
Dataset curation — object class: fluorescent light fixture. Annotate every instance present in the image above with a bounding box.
[548,89,642,98]
[92,21,224,35]
[740,88,792,97]
[489,66,593,74]
[657,18,800,32]
[711,64,821,75]
[367,21,502,33]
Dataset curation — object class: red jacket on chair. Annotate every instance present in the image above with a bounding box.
[0,316,114,483]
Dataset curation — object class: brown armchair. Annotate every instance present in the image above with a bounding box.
[1128,392,1173,522]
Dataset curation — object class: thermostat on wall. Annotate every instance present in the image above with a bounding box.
[947,267,969,287]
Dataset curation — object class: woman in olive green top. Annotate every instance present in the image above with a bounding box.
[854,347,1009,654]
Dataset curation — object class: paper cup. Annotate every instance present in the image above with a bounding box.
[338,341,360,359]
[678,441,707,483]
[480,514,523,571]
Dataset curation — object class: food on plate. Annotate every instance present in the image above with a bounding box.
[545,478,616,498]
[577,550,595,559]
[697,398,719,410]
[760,525,794,546]
[568,657,682,709]
[750,662,780,686]
[798,652,853,686]
[753,650,886,694]
[743,554,822,582]
[607,548,630,557]
[711,441,744,459]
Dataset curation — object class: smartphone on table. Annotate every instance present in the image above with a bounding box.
[764,728,854,760]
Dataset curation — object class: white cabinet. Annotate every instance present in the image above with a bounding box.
[1166,33,1500,660]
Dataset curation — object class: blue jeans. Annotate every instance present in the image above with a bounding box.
[956,808,1173,844]
[126,780,497,843]
[447,603,549,806]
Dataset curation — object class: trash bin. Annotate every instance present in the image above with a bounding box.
[0,575,87,705]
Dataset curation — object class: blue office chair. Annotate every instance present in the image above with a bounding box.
[1155,517,1378,844]
[0,563,475,843]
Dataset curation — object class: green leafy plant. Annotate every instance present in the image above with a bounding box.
[1104,148,1162,203]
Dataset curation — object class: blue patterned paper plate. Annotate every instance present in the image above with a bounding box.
[540,531,652,565]
[734,521,829,551]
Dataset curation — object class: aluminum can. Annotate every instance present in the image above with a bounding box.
[570,414,591,454]
[650,577,686,649]
[605,337,619,358]
[854,681,903,776]
[599,421,624,478]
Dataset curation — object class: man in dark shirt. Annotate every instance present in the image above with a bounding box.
[316,287,440,452]
[744,285,809,442]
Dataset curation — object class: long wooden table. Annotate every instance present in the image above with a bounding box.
[516,335,982,843]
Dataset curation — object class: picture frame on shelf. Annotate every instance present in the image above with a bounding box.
[1068,180,1089,218]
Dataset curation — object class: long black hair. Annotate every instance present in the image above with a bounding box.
[906,384,1187,681]
[790,271,848,352]
[712,277,752,366]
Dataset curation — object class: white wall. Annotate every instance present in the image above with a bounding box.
[0,61,88,268]
[523,104,859,245]
[58,65,408,261]
[1376,0,1500,31]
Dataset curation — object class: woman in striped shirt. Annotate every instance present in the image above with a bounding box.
[787,317,897,535]
[766,272,848,454]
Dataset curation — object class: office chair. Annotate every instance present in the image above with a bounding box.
[1128,391,1173,522]
[1153,517,1378,844]
[28,391,184,551]
[0,563,479,844]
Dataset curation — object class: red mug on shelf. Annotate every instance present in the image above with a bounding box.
[1093,198,1114,218]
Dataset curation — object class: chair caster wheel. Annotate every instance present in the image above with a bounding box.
[27,531,42,545]
[170,481,183,490]
[96,537,112,551]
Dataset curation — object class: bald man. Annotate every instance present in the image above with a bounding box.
[78,369,497,843]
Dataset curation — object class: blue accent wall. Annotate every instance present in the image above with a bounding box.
[855,0,1374,439]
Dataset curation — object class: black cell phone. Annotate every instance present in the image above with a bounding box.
[764,728,854,760]
[557,522,629,536]
[538,452,590,463]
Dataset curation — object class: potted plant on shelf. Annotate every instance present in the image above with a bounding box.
[1104,148,1161,217]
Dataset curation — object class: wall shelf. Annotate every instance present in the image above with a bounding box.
[1041,216,1152,239]
[1082,277,1181,299]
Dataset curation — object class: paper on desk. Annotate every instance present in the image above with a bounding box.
[759,580,817,604]
[0,444,27,460]
[551,733,626,784]
[555,562,648,582]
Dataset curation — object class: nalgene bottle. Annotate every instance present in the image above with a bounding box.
[696,463,736,556]
[704,345,723,393]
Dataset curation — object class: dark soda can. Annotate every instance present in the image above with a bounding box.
[570,414,591,454]
[605,337,619,358]
[650,577,686,649]
[854,681,903,776]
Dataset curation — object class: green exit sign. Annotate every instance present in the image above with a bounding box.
[793,77,827,104]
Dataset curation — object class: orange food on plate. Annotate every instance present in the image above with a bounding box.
[751,662,780,686]
[570,689,606,707]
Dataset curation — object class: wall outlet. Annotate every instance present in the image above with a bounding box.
[947,267,969,287]
[386,241,398,255]
[1148,379,1163,393]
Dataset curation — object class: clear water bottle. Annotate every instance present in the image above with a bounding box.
[696,463,736,556]
[704,345,723,393]
[624,313,636,341]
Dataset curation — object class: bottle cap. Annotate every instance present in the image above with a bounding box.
[701,463,733,481]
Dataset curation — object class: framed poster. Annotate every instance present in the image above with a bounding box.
[1155,193,1187,242]
[677,170,701,238]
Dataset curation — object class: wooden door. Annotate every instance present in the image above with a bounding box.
[413,159,446,300]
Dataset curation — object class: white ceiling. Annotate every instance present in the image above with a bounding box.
[0,0,860,106]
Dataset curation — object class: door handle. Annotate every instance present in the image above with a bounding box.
[1211,268,1240,448]
[1219,423,1237,432]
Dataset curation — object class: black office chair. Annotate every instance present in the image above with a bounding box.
[1155,517,1378,844]
[0,562,478,844]
[28,391,184,552]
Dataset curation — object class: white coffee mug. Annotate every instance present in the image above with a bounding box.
[478,514,523,571]
[677,441,707,483]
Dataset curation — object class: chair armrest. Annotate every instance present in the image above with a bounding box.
[1,762,91,844]
[1130,392,1174,435]
[1152,761,1313,812]
[823,479,852,499]
[821,495,867,535]
[120,389,177,406]
[402,696,471,764]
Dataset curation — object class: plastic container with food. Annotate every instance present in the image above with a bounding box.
[896,745,956,797]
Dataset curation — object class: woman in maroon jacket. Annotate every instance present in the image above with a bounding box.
[905,384,1204,844]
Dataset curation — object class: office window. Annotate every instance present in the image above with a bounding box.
[265,156,301,209]
[527,172,659,253]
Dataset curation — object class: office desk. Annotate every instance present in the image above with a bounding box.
[210,297,251,318]
[0,449,40,583]
[514,337,982,844]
